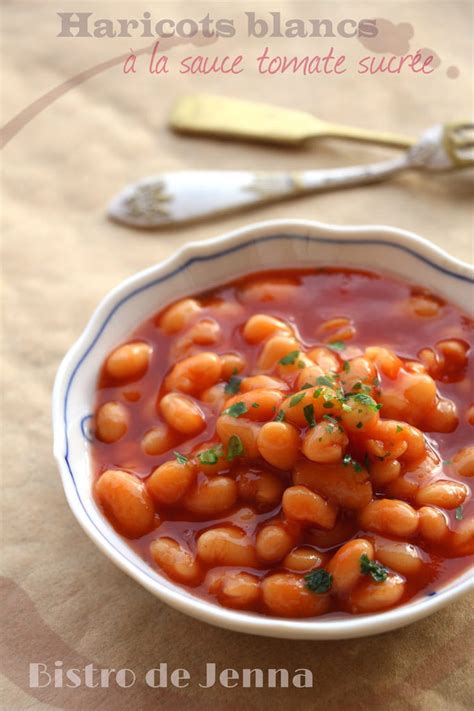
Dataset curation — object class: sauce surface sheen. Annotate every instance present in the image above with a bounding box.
[91,268,474,618]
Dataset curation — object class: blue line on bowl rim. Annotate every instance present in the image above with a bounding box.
[58,231,473,604]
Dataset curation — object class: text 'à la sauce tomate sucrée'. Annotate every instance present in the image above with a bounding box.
[91,269,473,618]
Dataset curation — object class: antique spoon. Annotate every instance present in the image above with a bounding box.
[108,123,473,229]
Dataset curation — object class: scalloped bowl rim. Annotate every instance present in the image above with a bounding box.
[52,218,474,639]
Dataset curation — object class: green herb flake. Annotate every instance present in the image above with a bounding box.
[174,451,188,465]
[313,388,323,399]
[396,425,404,433]
[323,415,338,425]
[343,454,363,472]
[301,382,313,390]
[353,382,363,391]
[222,401,248,418]
[316,375,334,388]
[275,410,285,423]
[197,445,224,466]
[342,403,352,413]
[226,434,245,461]
[251,402,260,409]
[443,459,452,466]
[360,554,388,583]
[303,404,316,428]
[297,360,306,369]
[289,392,306,408]
[343,360,351,373]
[323,401,334,409]
[224,375,242,395]
[455,506,463,521]
[279,350,300,366]
[304,569,333,594]
[328,340,345,352]
[373,376,381,387]
[350,392,380,412]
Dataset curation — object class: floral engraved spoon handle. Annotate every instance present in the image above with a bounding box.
[108,124,473,228]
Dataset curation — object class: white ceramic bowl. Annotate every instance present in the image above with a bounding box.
[52,219,474,639]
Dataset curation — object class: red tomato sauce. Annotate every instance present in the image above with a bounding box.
[91,268,474,617]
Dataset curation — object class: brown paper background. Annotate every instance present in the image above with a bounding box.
[1,1,473,709]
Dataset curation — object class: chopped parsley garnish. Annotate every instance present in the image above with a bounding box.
[373,376,381,387]
[360,554,388,583]
[396,425,404,433]
[455,506,463,521]
[313,388,323,399]
[226,434,244,461]
[174,451,188,465]
[342,360,351,373]
[297,360,306,369]
[343,454,364,472]
[225,375,242,394]
[301,382,313,390]
[322,414,344,433]
[342,403,352,412]
[252,402,260,409]
[304,569,333,594]
[289,392,306,407]
[352,382,362,391]
[279,350,300,365]
[222,401,248,418]
[316,375,334,388]
[328,340,345,352]
[350,393,381,411]
[197,445,223,465]
[275,410,285,422]
[303,404,316,428]
[323,401,334,409]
